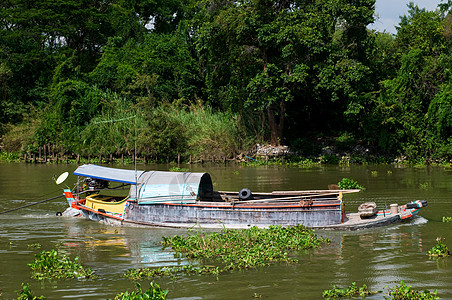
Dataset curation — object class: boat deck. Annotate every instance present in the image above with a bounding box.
[314,211,407,231]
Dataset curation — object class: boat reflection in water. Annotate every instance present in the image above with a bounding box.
[61,219,187,268]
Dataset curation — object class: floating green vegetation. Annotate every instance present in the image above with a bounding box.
[419,182,431,190]
[126,226,328,280]
[16,283,45,300]
[27,243,41,249]
[169,166,189,172]
[322,282,379,299]
[253,292,263,298]
[371,170,378,177]
[337,178,365,190]
[28,249,96,280]
[428,237,450,257]
[161,225,329,271]
[388,281,438,299]
[124,265,220,280]
[113,282,168,300]
[442,216,452,222]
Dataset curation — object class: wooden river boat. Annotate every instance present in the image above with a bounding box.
[62,164,427,230]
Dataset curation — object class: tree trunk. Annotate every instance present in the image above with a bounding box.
[267,98,285,146]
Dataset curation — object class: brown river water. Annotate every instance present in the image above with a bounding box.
[0,163,451,299]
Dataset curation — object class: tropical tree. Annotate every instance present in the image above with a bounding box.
[367,2,452,158]
[194,0,375,145]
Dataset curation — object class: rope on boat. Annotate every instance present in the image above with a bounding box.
[0,194,64,215]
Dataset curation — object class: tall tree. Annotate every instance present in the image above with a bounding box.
[194,0,375,145]
[368,3,452,158]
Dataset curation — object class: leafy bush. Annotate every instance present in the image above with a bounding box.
[321,154,339,164]
[0,151,20,162]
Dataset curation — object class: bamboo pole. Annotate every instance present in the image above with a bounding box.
[229,193,338,203]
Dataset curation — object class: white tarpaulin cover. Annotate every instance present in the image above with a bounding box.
[131,171,213,204]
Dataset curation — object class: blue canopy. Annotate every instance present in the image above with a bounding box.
[74,164,213,204]
[73,164,144,185]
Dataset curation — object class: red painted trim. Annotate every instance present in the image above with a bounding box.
[136,202,340,209]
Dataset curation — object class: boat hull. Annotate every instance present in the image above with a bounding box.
[124,202,342,228]
[72,200,425,230]
[74,200,342,229]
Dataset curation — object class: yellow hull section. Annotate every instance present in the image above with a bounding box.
[85,194,128,214]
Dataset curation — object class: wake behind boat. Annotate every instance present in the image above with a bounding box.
[61,164,427,230]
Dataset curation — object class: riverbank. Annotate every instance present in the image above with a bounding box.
[1,148,451,169]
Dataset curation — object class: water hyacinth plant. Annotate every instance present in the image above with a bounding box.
[442,216,452,222]
[388,281,439,299]
[28,249,96,280]
[124,265,220,280]
[322,282,379,299]
[428,237,450,257]
[16,283,45,300]
[162,225,329,270]
[337,178,365,190]
[125,225,329,279]
[113,282,168,300]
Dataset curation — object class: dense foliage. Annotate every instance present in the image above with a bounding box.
[1,0,452,162]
